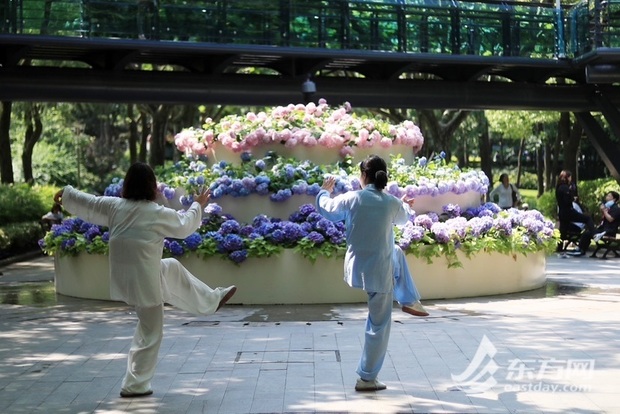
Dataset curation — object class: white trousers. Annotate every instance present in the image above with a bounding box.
[121,258,228,394]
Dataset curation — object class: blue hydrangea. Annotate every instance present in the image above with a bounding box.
[184,233,203,250]
[84,226,101,242]
[219,220,241,234]
[218,234,244,252]
[168,241,185,256]
[229,249,248,263]
[61,239,76,250]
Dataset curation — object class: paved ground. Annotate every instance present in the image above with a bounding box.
[0,252,619,413]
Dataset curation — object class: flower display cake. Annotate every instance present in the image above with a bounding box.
[43,101,556,303]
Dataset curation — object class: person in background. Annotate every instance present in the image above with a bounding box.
[556,169,595,256]
[489,173,521,209]
[53,162,237,398]
[316,155,428,393]
[40,202,64,230]
[578,191,620,252]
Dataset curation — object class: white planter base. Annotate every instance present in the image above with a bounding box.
[54,251,546,304]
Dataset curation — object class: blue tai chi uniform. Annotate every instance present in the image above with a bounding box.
[316,184,415,381]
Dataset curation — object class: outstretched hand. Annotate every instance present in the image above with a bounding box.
[194,187,211,208]
[321,176,336,194]
[401,195,415,208]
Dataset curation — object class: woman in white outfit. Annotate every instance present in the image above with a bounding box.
[316,155,428,392]
[54,162,236,398]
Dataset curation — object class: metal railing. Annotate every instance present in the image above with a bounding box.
[1,0,619,59]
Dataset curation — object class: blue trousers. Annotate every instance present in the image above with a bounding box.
[392,245,421,306]
[357,291,393,381]
[356,246,422,380]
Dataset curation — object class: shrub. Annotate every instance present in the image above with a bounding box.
[0,222,45,260]
[0,184,60,225]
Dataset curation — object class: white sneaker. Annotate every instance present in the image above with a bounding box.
[402,301,429,317]
[355,378,387,391]
[593,232,606,243]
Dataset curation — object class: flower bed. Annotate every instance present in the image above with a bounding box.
[41,201,557,269]
[53,250,546,304]
[173,100,424,163]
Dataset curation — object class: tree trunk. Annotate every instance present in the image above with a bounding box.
[552,112,571,189]
[475,111,493,194]
[41,0,54,35]
[0,101,14,184]
[536,145,545,196]
[516,136,525,187]
[563,119,582,180]
[139,111,149,163]
[128,104,138,164]
[543,141,552,197]
[22,103,43,184]
[417,109,469,159]
[148,105,172,167]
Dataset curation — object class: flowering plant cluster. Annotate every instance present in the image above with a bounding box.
[40,201,558,268]
[396,203,558,267]
[39,203,347,264]
[131,152,489,207]
[173,100,424,159]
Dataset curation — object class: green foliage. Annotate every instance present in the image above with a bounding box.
[536,190,559,220]
[247,237,283,259]
[0,222,44,258]
[486,110,560,143]
[0,184,49,224]
[533,177,620,223]
[577,178,620,223]
[294,238,346,263]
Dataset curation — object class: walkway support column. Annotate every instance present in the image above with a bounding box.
[574,105,620,183]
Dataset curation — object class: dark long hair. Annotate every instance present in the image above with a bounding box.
[121,162,157,201]
[360,155,388,190]
[557,170,572,188]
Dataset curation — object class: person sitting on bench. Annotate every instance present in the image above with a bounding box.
[578,191,620,255]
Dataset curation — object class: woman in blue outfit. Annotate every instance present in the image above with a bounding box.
[316,155,427,392]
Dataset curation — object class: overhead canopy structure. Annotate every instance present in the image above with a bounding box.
[1,0,620,177]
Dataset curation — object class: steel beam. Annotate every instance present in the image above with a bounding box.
[574,111,620,182]
[1,67,619,111]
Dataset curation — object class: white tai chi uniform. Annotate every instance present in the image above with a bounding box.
[62,185,231,395]
[316,184,416,381]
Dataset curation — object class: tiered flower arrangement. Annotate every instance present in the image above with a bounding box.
[39,152,559,268]
[173,100,424,158]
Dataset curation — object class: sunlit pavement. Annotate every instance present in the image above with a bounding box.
[0,253,618,413]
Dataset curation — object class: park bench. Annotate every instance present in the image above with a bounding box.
[590,233,620,259]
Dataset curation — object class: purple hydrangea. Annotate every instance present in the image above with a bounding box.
[430,222,451,243]
[306,231,325,244]
[205,203,223,215]
[219,220,241,235]
[443,204,461,218]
